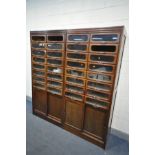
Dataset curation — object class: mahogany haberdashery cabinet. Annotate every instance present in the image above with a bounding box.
[30,26,126,149]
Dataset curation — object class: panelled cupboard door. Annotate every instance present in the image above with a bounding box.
[33,88,47,115]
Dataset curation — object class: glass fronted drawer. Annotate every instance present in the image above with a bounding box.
[91,34,119,43]
[33,76,46,83]
[87,89,110,101]
[66,76,85,86]
[66,69,85,78]
[67,43,88,52]
[87,71,113,83]
[32,50,46,57]
[65,84,84,94]
[31,35,46,42]
[66,61,86,70]
[47,66,63,74]
[47,87,62,95]
[47,58,63,66]
[87,81,112,92]
[32,43,45,49]
[33,82,46,90]
[67,34,89,42]
[32,57,45,64]
[90,44,118,53]
[65,91,83,102]
[47,35,64,42]
[32,69,45,76]
[85,96,109,109]
[47,80,62,89]
[47,73,63,81]
[32,64,45,70]
[88,63,115,73]
[47,51,63,58]
[89,54,117,64]
[66,52,87,61]
[47,43,64,50]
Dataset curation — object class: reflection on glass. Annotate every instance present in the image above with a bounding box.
[47,59,62,65]
[32,43,45,49]
[47,52,62,58]
[33,83,45,89]
[87,89,109,99]
[66,69,84,77]
[67,53,86,60]
[87,81,111,91]
[66,84,84,94]
[90,55,114,63]
[88,73,112,82]
[86,97,108,107]
[68,35,88,42]
[91,45,116,52]
[67,44,87,51]
[47,81,62,88]
[92,34,118,42]
[65,92,82,101]
[32,50,45,56]
[47,43,63,50]
[66,77,84,86]
[31,36,45,41]
[67,61,85,69]
[33,57,45,63]
[33,64,45,69]
[47,73,62,80]
[33,70,45,76]
[33,77,45,82]
[47,87,61,95]
[48,36,63,41]
[47,66,62,73]
[89,64,113,72]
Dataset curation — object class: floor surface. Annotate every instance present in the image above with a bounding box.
[26,100,129,155]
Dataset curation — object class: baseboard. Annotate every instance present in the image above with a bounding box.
[26,96,129,141]
[110,128,129,141]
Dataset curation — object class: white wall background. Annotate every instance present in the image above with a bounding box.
[26,0,129,134]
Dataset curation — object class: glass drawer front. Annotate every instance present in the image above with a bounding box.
[89,64,113,73]
[65,92,83,102]
[33,64,45,70]
[47,59,62,66]
[47,73,62,81]
[33,83,45,90]
[47,35,63,42]
[87,89,110,100]
[32,43,45,49]
[47,43,63,50]
[47,81,62,88]
[33,70,45,76]
[87,81,111,91]
[31,36,45,42]
[67,61,85,69]
[47,87,62,95]
[68,34,88,42]
[33,77,45,83]
[86,97,108,108]
[88,72,112,83]
[67,53,86,61]
[32,50,45,56]
[33,57,45,63]
[90,45,116,53]
[91,34,118,42]
[66,69,85,77]
[47,51,62,58]
[66,84,84,94]
[90,55,115,63]
[67,44,87,51]
[66,77,84,86]
[47,66,63,74]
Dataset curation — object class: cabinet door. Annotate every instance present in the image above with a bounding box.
[33,88,47,115]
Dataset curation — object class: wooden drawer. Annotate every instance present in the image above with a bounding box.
[90,33,120,43]
[47,34,65,42]
[32,75,46,84]
[47,51,64,58]
[31,42,46,49]
[32,49,46,57]
[32,56,46,64]
[31,35,46,42]
[67,34,89,42]
[89,44,118,54]
[66,60,87,70]
[66,43,88,52]
[33,81,46,90]
[88,63,116,74]
[47,58,63,67]
[65,91,84,102]
[65,68,86,78]
[47,80,63,89]
[47,66,63,74]
[32,63,46,70]
[47,86,62,96]
[46,43,64,50]
[32,69,46,77]
[47,72,63,82]
[65,76,85,87]
[88,53,117,64]
[66,52,87,61]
